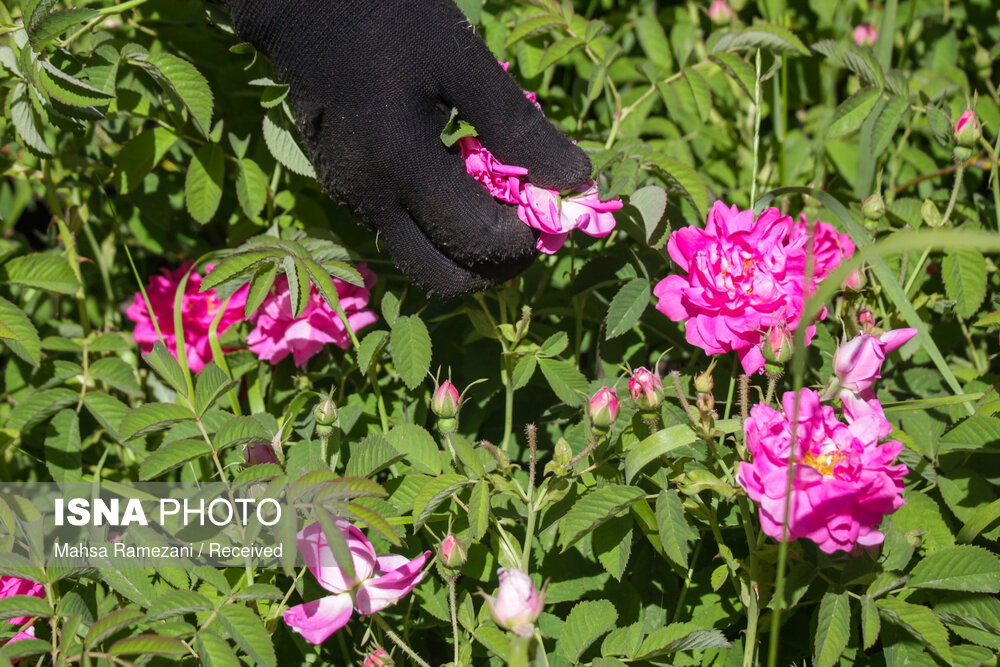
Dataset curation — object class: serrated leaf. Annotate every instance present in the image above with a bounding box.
[467,481,489,541]
[877,598,952,662]
[655,490,693,569]
[539,332,569,357]
[357,330,389,374]
[83,392,129,441]
[120,403,193,441]
[812,39,884,89]
[537,356,588,406]
[827,88,880,138]
[710,52,756,97]
[538,35,584,70]
[942,249,987,319]
[559,485,644,551]
[202,251,277,292]
[601,622,644,659]
[27,8,98,47]
[142,340,189,397]
[940,417,1000,453]
[9,83,52,157]
[244,263,277,320]
[636,623,729,659]
[8,388,79,431]
[236,158,268,219]
[605,278,650,340]
[505,13,564,47]
[862,596,881,650]
[511,354,537,390]
[906,545,1000,593]
[89,357,141,397]
[0,252,78,295]
[412,474,469,529]
[186,143,225,224]
[197,631,240,667]
[624,424,698,483]
[109,634,188,657]
[560,599,617,662]
[85,609,145,647]
[145,52,213,137]
[870,95,907,159]
[711,565,728,592]
[391,315,432,390]
[814,591,851,667]
[628,184,667,243]
[195,363,238,416]
[112,127,177,193]
[263,108,316,178]
[282,256,309,318]
[0,296,41,366]
[217,605,275,667]
[386,423,440,475]
[345,435,404,478]
[146,590,214,621]
[232,584,283,601]
[593,515,632,580]
[0,596,51,621]
[648,155,707,220]
[683,67,712,122]
[38,59,112,108]
[140,438,212,479]
[45,410,81,484]
[711,24,809,55]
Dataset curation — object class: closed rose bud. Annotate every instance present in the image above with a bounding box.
[921,198,943,228]
[708,0,732,24]
[629,367,664,412]
[693,366,715,394]
[588,387,618,430]
[762,324,793,368]
[853,23,877,47]
[862,192,885,220]
[363,647,392,667]
[432,381,461,419]
[858,310,875,333]
[244,443,279,466]
[484,568,543,637]
[955,110,982,147]
[314,397,338,426]
[438,534,467,570]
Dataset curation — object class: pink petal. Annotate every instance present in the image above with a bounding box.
[355,550,431,615]
[878,328,917,353]
[283,593,354,645]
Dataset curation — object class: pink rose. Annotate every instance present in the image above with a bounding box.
[126,263,248,373]
[737,388,907,554]
[709,0,732,24]
[432,380,461,419]
[483,568,544,637]
[833,329,917,398]
[788,214,857,287]
[458,137,527,203]
[247,265,377,367]
[628,367,664,411]
[955,110,982,147]
[283,521,430,645]
[853,23,878,47]
[588,387,619,429]
[0,576,44,659]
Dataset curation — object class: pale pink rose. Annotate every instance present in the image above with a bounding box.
[708,0,732,24]
[126,263,248,373]
[283,522,430,645]
[737,388,907,554]
[0,576,44,660]
[483,568,544,638]
[833,329,917,398]
[853,23,878,47]
[512,181,622,254]
[437,534,467,569]
[588,387,619,429]
[654,202,822,375]
[247,265,377,367]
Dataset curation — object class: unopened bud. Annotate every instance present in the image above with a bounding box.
[858,309,875,333]
[693,365,715,394]
[363,647,393,667]
[708,0,732,25]
[432,380,461,419]
[554,438,573,467]
[587,387,618,431]
[628,368,664,412]
[762,325,793,366]
[438,534,467,570]
[862,192,885,220]
[921,198,943,228]
[955,110,982,148]
[314,397,338,426]
[853,23,878,47]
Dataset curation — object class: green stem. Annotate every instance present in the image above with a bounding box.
[96,0,149,16]
[750,49,763,206]
[940,161,965,227]
[507,634,531,667]
[373,614,432,667]
[501,354,515,453]
[448,576,460,667]
[723,356,737,420]
[980,134,1000,231]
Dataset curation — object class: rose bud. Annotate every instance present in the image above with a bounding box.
[833,329,918,397]
[629,367,664,412]
[862,192,885,221]
[708,0,732,24]
[363,647,392,667]
[438,534,467,570]
[314,397,338,426]
[853,23,877,47]
[483,568,544,638]
[588,387,618,431]
[432,380,461,419]
[762,323,793,369]
[955,110,982,148]
[858,309,875,333]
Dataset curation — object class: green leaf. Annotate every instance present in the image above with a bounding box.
[624,424,698,483]
[636,623,730,659]
[217,605,276,667]
[391,315,432,390]
[940,417,1000,453]
[906,545,1000,593]
[112,127,177,194]
[467,481,489,542]
[236,158,268,219]
[0,296,41,366]
[710,52,756,97]
[7,388,79,431]
[683,68,712,122]
[861,596,881,650]
[537,356,589,406]
[601,622,644,659]
[233,584,283,601]
[655,490,694,569]
[89,357,142,397]
[146,590,214,621]
[593,515,632,580]
[412,474,469,529]
[538,332,569,357]
[870,95,908,159]
[37,59,113,108]
[185,143,225,224]
[214,416,270,451]
[942,249,987,319]
[195,363,238,416]
[511,354,537,390]
[142,341,190,398]
[647,155,708,221]
[814,591,851,667]
[627,184,668,243]
[827,88,880,138]
[120,403,193,441]
[27,8,98,47]
[958,498,1000,543]
[559,485,645,551]
[812,40,884,89]
[202,251,277,292]
[45,410,81,484]
[263,108,316,178]
[538,35,584,70]
[877,598,952,662]
[560,599,617,662]
[9,83,52,157]
[381,291,400,327]
[505,13,563,47]
[197,631,240,667]
[345,435,404,478]
[282,256,309,318]
[450,434,486,479]
[145,52,214,137]
[710,24,810,55]
[357,330,389,374]
[85,609,145,648]
[140,438,213,479]
[244,263,277,319]
[0,252,79,295]
[634,11,671,69]
[83,392,129,441]
[0,596,51,621]
[934,594,1000,649]
[386,423,441,475]
[1,639,49,661]
[109,635,189,657]
[605,278,650,340]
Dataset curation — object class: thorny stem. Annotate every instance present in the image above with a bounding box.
[373,614,432,667]
[521,425,539,571]
[669,371,693,416]
[750,49,763,205]
[448,575,460,666]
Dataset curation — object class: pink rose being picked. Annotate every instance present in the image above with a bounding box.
[0,576,45,653]
[737,388,907,554]
[283,521,431,645]
[655,202,854,374]
[126,263,248,373]
[483,568,544,637]
[247,264,377,367]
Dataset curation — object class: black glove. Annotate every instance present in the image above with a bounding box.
[222,0,592,297]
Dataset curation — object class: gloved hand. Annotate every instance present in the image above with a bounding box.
[222,0,592,297]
